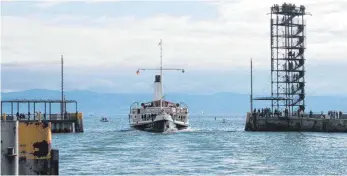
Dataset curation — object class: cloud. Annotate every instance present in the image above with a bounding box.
[33,1,68,8]
[1,0,347,94]
[33,0,122,9]
[2,1,347,69]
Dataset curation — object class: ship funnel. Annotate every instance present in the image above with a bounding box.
[154,75,162,101]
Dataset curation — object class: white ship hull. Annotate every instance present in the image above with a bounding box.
[130,113,188,132]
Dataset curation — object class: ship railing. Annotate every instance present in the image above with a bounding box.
[130,107,188,115]
[129,102,139,112]
[179,102,189,109]
[176,108,188,114]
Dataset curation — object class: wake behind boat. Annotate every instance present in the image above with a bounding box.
[128,39,189,133]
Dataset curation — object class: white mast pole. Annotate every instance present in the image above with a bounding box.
[137,39,185,110]
[159,39,163,109]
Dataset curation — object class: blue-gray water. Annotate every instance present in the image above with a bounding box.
[53,115,347,175]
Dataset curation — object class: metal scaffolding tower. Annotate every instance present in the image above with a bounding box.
[270,3,311,115]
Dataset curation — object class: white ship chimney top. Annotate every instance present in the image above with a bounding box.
[154,75,162,101]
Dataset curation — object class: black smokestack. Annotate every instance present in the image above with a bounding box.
[154,75,161,83]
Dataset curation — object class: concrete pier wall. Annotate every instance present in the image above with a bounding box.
[51,122,75,133]
[1,121,59,175]
[245,113,347,132]
[1,121,19,175]
[75,112,84,132]
[18,122,52,175]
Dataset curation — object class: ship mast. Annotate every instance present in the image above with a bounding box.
[136,39,185,109]
[159,39,163,109]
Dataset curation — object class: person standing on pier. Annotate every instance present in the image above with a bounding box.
[284,108,288,117]
[300,109,304,118]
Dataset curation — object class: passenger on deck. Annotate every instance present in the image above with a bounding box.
[261,108,264,117]
[321,111,325,119]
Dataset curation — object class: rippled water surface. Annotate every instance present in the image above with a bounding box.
[52,115,347,175]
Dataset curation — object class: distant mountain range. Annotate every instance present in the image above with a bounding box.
[1,89,347,115]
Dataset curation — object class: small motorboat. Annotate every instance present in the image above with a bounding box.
[100,117,109,122]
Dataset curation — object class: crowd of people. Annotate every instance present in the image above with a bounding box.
[326,111,343,119]
[252,108,281,118]
[15,111,45,120]
[252,108,345,119]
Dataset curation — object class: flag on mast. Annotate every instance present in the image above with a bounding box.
[158,39,162,46]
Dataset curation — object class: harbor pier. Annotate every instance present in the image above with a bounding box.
[245,112,347,132]
[1,99,84,133]
[1,120,59,175]
[245,3,346,132]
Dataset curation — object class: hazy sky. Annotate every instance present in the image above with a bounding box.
[1,0,347,95]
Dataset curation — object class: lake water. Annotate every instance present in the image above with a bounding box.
[52,115,347,175]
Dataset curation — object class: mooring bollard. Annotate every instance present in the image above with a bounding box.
[50,149,59,175]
